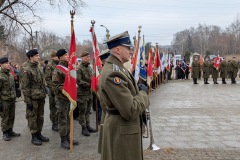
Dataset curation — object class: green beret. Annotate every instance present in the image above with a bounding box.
[80,51,90,57]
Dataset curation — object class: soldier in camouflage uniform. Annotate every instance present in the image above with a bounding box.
[0,57,20,141]
[220,58,228,84]
[52,49,79,149]
[20,49,49,146]
[77,51,97,136]
[229,57,238,84]
[44,50,59,131]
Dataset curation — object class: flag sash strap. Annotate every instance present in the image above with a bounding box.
[56,65,68,75]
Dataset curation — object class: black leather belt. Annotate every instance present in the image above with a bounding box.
[106,109,120,115]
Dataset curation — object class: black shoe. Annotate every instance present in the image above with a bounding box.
[37,132,49,142]
[223,81,227,84]
[61,136,70,149]
[31,133,42,145]
[67,134,79,145]
[3,131,11,141]
[82,127,90,136]
[87,126,97,133]
[216,82,219,84]
[52,124,58,132]
[8,128,20,137]
[206,82,209,84]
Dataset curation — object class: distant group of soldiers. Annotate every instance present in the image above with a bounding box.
[191,56,239,84]
[0,48,100,150]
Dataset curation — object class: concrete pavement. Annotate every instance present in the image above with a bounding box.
[1,79,240,159]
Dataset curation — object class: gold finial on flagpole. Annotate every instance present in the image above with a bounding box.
[70,10,75,33]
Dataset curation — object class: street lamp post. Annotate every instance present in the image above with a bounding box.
[100,25,110,40]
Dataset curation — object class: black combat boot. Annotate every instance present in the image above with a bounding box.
[8,128,20,137]
[87,126,97,133]
[37,132,49,142]
[82,127,90,136]
[222,78,227,84]
[204,79,207,84]
[31,133,42,145]
[194,79,198,84]
[61,136,70,149]
[67,134,79,145]
[206,78,209,84]
[3,131,11,141]
[52,124,58,131]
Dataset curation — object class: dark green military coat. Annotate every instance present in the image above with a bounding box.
[220,60,228,78]
[99,55,150,160]
[21,61,46,104]
[76,61,92,102]
[191,60,200,78]
[52,60,68,101]
[0,68,16,101]
[44,60,58,89]
[229,60,238,78]
[202,61,210,78]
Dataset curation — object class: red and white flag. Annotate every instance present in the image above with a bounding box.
[153,47,161,74]
[90,26,102,93]
[214,55,220,70]
[62,29,77,114]
[147,48,153,87]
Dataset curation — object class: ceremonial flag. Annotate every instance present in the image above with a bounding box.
[147,47,153,87]
[153,46,161,74]
[214,55,220,70]
[90,26,102,93]
[131,37,140,74]
[134,48,141,82]
[166,53,171,71]
[139,35,146,81]
[62,29,77,114]
[199,54,203,65]
[161,53,165,72]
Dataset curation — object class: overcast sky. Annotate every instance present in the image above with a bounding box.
[34,0,240,46]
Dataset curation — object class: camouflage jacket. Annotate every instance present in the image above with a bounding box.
[0,68,16,101]
[20,61,46,104]
[77,61,92,97]
[52,60,68,100]
[44,60,59,88]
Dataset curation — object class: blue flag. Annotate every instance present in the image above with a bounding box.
[139,35,146,81]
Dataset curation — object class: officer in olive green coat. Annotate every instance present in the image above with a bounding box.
[99,31,150,160]
[229,57,238,84]
[191,56,200,84]
[20,49,49,145]
[44,50,59,131]
[220,58,228,84]
[0,57,20,141]
[202,57,210,84]
[52,49,79,149]
[97,49,110,154]
[77,51,96,136]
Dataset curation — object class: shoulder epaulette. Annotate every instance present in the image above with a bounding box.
[112,64,120,72]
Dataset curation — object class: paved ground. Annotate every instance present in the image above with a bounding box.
[1,79,240,160]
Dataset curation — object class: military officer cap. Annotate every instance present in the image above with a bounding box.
[26,49,39,58]
[104,31,133,49]
[80,51,90,57]
[99,49,110,61]
[51,50,57,57]
[56,49,67,58]
[0,57,9,64]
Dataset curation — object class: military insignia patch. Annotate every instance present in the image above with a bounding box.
[114,77,121,85]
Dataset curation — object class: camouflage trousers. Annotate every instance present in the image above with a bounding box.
[48,89,57,125]
[55,97,70,137]
[1,101,15,132]
[26,99,45,134]
[78,96,92,128]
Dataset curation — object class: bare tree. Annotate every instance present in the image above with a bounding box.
[0,0,86,37]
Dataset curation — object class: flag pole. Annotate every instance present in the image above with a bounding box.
[90,20,99,132]
[69,10,75,153]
